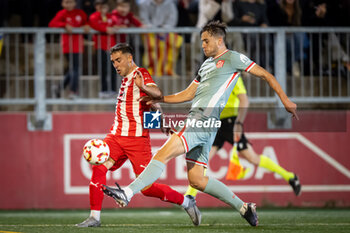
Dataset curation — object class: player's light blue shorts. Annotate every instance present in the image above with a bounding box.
[172,113,220,167]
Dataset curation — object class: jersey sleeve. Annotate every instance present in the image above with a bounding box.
[80,10,88,26]
[193,74,201,84]
[232,76,247,96]
[230,51,256,72]
[48,10,67,28]
[89,13,107,32]
[129,13,143,27]
[138,68,157,86]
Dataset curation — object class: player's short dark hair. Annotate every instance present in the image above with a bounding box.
[200,20,227,41]
[94,0,108,6]
[116,0,131,5]
[110,43,134,56]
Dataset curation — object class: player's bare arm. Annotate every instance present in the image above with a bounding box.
[248,64,299,120]
[163,81,198,104]
[134,70,163,99]
[139,79,198,105]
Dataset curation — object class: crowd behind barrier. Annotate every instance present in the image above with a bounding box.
[0,0,350,122]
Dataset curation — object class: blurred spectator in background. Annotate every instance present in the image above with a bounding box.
[196,0,233,29]
[113,0,140,17]
[89,0,118,98]
[139,0,182,76]
[192,0,235,67]
[301,0,330,27]
[139,0,178,28]
[112,0,143,43]
[0,0,9,27]
[301,0,349,75]
[176,0,198,43]
[232,0,268,27]
[0,0,61,27]
[231,0,269,68]
[268,0,305,76]
[49,0,89,99]
[77,0,96,16]
[176,0,198,28]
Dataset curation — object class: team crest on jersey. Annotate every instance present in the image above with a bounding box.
[216,60,225,68]
[76,15,82,22]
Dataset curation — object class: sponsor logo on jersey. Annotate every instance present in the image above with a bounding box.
[216,60,225,68]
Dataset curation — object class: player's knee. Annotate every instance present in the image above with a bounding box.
[188,177,206,191]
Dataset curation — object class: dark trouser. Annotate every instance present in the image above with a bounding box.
[98,49,116,92]
[64,53,80,93]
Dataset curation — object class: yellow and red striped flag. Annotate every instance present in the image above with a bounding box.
[142,33,183,77]
[225,144,250,180]
[0,34,3,56]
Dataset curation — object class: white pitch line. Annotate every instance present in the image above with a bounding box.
[0,223,350,227]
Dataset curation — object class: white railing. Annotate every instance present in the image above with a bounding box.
[0,27,349,129]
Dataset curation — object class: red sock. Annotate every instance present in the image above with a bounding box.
[141,183,184,206]
[89,165,108,210]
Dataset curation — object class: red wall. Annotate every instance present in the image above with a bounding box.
[0,111,349,209]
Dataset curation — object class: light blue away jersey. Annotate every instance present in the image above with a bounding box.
[190,50,255,119]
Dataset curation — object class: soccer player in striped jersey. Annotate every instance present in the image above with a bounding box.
[102,21,298,227]
[76,43,201,227]
[184,76,301,198]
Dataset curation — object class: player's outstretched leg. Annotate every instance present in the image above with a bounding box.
[288,174,301,196]
[102,159,166,207]
[240,203,259,226]
[183,195,202,226]
[202,177,259,226]
[184,168,207,198]
[102,134,184,206]
[103,134,187,206]
[141,184,201,226]
[102,160,166,207]
[76,165,107,227]
[259,155,301,196]
[102,182,129,207]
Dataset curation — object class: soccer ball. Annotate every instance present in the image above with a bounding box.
[83,139,110,165]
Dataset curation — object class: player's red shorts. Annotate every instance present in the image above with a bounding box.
[104,133,153,175]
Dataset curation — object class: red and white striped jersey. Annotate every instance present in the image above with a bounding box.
[110,67,157,137]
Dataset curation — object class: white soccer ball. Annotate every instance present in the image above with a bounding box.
[83,139,110,165]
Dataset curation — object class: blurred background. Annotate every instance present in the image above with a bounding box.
[0,0,349,210]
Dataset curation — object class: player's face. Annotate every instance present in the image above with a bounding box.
[110,51,133,77]
[62,0,76,11]
[201,31,220,58]
[96,4,109,14]
[116,3,130,16]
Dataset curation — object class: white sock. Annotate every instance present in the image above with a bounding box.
[90,210,101,221]
[124,186,134,201]
[239,203,247,215]
[181,196,190,208]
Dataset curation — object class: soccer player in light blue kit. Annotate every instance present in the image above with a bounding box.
[102,21,298,227]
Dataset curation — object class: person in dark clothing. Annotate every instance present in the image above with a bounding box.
[232,0,268,27]
[268,0,305,76]
[231,0,269,68]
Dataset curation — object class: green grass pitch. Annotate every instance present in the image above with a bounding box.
[1,208,350,233]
